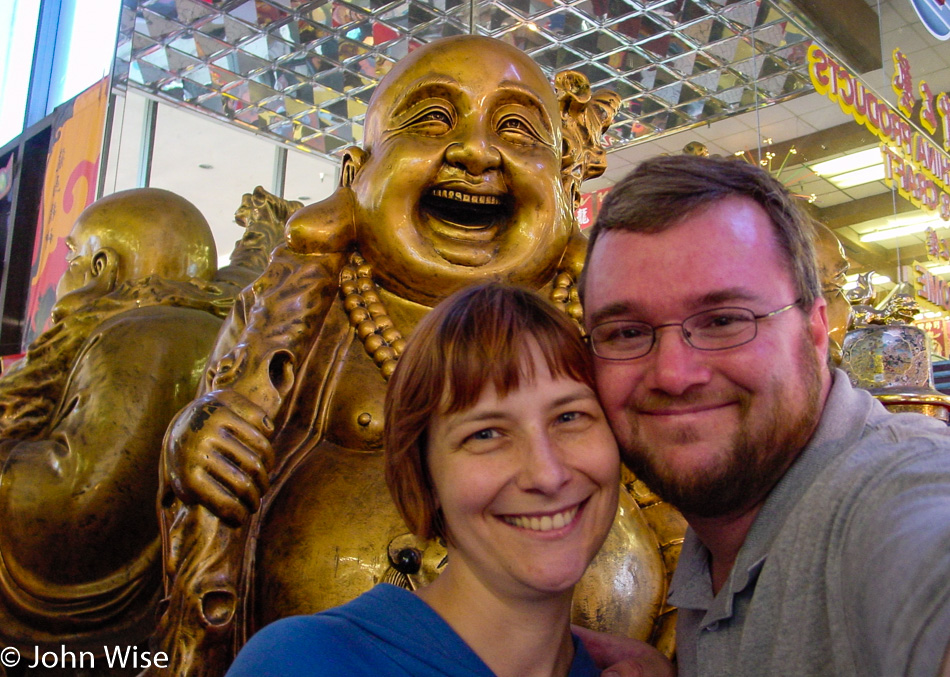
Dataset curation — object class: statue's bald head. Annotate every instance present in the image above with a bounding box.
[57,188,216,300]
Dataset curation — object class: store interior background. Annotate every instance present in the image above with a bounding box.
[5,0,950,355]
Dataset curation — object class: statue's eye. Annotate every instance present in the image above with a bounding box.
[497,115,544,143]
[494,104,553,147]
[419,109,451,124]
[397,100,456,135]
[499,117,528,132]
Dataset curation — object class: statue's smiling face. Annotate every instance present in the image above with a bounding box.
[349,36,573,305]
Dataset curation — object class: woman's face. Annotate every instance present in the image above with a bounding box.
[426,341,620,600]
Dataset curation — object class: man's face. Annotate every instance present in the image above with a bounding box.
[349,36,571,305]
[583,196,831,519]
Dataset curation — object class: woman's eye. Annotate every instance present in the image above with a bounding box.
[467,428,499,442]
[556,410,595,429]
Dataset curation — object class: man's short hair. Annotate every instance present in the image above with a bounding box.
[384,282,593,542]
[580,154,821,308]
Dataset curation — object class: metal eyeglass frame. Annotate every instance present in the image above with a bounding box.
[586,300,802,361]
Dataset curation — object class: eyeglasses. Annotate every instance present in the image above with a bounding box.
[587,300,802,361]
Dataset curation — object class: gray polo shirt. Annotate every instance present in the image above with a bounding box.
[669,370,950,677]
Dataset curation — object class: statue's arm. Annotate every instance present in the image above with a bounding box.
[162,193,355,525]
[0,315,101,443]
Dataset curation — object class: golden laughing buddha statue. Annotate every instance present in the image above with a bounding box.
[148,35,673,676]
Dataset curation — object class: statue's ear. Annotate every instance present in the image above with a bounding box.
[91,247,120,287]
[340,146,368,188]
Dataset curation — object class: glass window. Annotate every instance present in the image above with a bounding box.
[147,101,279,267]
[0,0,42,146]
[47,0,122,113]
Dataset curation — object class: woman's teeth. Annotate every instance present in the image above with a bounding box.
[503,505,579,532]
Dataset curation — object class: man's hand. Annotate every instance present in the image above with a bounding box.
[573,625,675,677]
[163,389,276,527]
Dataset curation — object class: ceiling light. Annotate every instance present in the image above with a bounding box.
[860,223,931,242]
[926,264,950,275]
[809,148,883,177]
[859,215,946,242]
[827,164,886,189]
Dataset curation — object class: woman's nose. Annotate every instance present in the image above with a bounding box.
[516,433,571,494]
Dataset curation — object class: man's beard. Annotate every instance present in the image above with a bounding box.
[619,332,825,518]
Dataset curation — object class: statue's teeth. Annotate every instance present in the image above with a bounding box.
[433,189,501,205]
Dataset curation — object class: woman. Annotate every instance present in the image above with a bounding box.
[226,283,620,676]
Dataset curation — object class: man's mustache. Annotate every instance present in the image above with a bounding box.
[631,387,750,414]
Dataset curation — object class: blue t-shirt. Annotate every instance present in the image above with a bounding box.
[226,583,600,676]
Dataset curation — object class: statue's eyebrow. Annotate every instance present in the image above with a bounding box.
[389,76,462,118]
[493,80,555,136]
[388,76,555,137]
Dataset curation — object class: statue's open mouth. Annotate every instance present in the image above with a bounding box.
[422,188,510,230]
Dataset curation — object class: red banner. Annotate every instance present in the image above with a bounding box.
[23,77,109,348]
[915,317,950,358]
[575,187,613,230]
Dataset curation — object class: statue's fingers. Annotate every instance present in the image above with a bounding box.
[215,431,272,496]
[175,467,247,525]
[220,418,276,474]
[199,461,261,525]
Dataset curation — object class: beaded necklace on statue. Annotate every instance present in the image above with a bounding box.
[340,251,582,381]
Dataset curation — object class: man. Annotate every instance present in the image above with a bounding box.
[581,154,950,676]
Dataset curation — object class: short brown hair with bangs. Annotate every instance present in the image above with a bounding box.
[384,282,593,542]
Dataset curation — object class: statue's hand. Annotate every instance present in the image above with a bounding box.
[572,626,675,677]
[164,389,276,527]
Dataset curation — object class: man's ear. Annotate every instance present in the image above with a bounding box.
[340,146,367,188]
[807,295,830,358]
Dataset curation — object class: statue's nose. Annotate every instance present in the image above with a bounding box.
[444,131,502,175]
